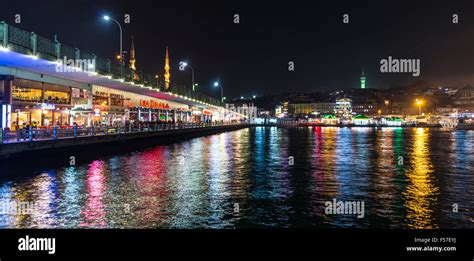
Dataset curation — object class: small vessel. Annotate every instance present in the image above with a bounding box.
[439,117,458,129]
[455,117,474,130]
[439,120,458,129]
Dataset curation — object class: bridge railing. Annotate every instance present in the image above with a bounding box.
[0,21,224,107]
[0,121,244,144]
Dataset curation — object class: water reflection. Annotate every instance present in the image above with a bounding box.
[0,127,472,228]
[80,161,107,228]
[403,128,438,229]
[367,128,405,227]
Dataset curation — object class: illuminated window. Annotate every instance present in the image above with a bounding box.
[44,90,71,104]
[12,86,42,103]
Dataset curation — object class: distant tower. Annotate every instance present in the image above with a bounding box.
[360,68,365,89]
[164,47,170,90]
[130,36,136,71]
[360,67,366,89]
[129,36,139,81]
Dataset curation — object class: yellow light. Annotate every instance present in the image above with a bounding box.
[116,55,121,60]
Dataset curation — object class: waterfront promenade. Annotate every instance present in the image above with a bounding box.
[0,122,249,158]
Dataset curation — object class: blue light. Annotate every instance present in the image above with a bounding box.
[103,15,110,21]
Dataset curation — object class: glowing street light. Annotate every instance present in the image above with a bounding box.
[383,100,390,114]
[214,81,224,103]
[102,14,123,66]
[415,99,423,115]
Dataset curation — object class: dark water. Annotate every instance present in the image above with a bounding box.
[0,127,473,228]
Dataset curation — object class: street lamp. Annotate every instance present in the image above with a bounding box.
[415,99,423,115]
[103,15,123,66]
[214,81,224,102]
[179,61,196,91]
[253,95,256,99]
[384,100,389,114]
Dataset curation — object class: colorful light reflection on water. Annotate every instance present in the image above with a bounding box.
[0,127,473,228]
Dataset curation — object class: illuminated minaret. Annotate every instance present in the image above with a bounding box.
[129,36,139,81]
[129,36,136,71]
[360,67,366,89]
[164,47,170,90]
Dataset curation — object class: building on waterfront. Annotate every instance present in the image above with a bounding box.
[275,101,289,118]
[288,102,313,117]
[453,85,474,112]
[352,114,371,125]
[380,116,403,126]
[287,102,336,118]
[313,102,335,115]
[90,85,193,126]
[321,114,339,125]
[334,98,352,118]
[352,100,380,115]
[275,104,284,118]
[5,77,76,130]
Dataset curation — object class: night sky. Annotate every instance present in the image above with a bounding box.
[2,0,474,98]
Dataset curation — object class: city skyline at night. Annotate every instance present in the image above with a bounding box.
[0,1,473,258]
[3,0,474,99]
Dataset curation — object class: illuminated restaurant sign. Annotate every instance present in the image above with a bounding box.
[139,100,170,109]
[203,109,213,116]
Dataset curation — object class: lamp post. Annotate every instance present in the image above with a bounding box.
[103,15,123,66]
[214,81,224,103]
[416,99,423,115]
[179,61,196,91]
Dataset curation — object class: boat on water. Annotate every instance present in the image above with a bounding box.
[439,116,474,130]
[439,118,458,129]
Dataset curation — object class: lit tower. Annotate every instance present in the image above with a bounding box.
[360,67,366,89]
[129,36,139,81]
[129,36,136,71]
[164,46,170,90]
